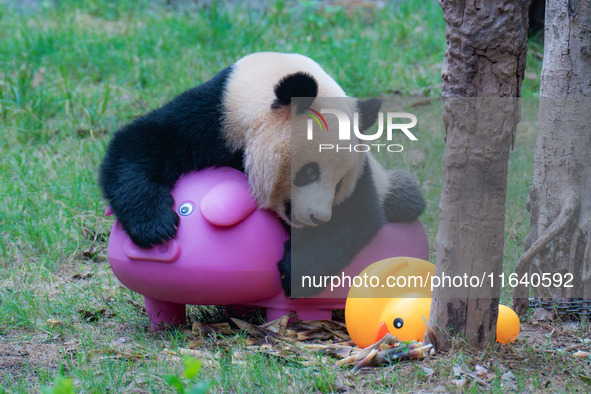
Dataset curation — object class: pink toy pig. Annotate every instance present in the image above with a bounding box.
[107,167,429,329]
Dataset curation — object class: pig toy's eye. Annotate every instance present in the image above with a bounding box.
[178,202,194,216]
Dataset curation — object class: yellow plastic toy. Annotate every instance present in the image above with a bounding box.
[345,257,520,348]
[345,257,434,348]
[496,304,520,344]
[374,296,432,343]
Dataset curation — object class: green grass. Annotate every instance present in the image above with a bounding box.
[2,0,588,392]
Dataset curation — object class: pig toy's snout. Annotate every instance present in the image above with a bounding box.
[199,180,257,227]
[123,238,181,263]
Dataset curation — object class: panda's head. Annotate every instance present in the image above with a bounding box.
[222,52,380,227]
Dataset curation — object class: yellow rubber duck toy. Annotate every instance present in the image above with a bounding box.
[345,257,520,348]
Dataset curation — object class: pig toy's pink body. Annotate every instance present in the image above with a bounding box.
[107,167,429,329]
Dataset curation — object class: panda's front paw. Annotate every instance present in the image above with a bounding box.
[120,204,179,249]
[278,240,291,298]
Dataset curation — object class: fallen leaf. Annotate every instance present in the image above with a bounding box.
[325,346,354,360]
[259,313,293,336]
[231,317,281,340]
[46,319,63,326]
[192,322,234,337]
[296,328,333,341]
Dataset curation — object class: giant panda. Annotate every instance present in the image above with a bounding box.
[99,52,425,297]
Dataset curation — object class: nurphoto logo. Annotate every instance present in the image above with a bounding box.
[306,108,418,153]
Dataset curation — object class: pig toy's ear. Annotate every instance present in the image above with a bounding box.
[105,206,114,216]
[200,180,257,226]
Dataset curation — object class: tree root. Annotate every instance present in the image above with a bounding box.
[513,195,579,315]
[583,221,591,299]
[566,227,582,299]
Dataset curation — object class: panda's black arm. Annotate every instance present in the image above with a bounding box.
[279,160,385,297]
[99,67,243,248]
[99,150,181,248]
[280,221,381,298]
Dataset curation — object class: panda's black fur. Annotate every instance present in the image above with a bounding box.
[99,54,425,297]
[272,71,318,111]
[100,66,242,248]
[283,158,385,297]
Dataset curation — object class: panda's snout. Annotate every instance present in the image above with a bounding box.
[290,184,334,227]
[291,207,331,227]
[309,213,328,225]
[308,207,332,226]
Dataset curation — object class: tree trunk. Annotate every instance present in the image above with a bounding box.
[513,0,591,313]
[428,0,530,350]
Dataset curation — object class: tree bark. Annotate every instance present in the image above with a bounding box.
[513,0,591,313]
[428,0,530,350]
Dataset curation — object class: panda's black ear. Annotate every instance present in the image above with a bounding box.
[272,72,318,114]
[357,98,382,132]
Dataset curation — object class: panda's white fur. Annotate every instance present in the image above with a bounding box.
[221,52,390,227]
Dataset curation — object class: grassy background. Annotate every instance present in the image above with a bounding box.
[3,0,583,392]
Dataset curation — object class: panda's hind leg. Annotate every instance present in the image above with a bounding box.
[383,170,425,222]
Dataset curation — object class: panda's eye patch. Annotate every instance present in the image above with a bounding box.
[294,162,320,186]
[393,318,404,329]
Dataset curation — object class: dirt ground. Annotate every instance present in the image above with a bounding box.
[2,310,590,392]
